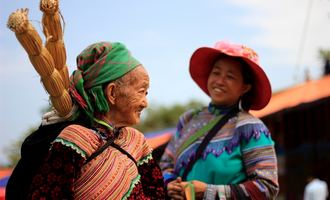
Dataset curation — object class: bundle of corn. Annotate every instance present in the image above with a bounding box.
[40,0,69,89]
[7,8,72,117]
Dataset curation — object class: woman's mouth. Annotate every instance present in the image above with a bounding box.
[213,87,225,93]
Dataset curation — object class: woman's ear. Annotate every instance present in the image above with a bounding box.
[104,83,116,105]
[242,84,252,95]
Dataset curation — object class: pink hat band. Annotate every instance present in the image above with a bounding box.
[214,41,260,65]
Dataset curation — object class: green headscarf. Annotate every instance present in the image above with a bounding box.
[70,42,141,120]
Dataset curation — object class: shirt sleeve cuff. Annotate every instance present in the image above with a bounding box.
[203,184,232,200]
[163,172,177,185]
[203,184,217,199]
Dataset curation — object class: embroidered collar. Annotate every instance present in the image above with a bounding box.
[208,103,238,116]
[92,124,121,141]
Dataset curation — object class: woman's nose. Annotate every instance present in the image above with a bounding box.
[142,97,148,108]
[216,75,225,85]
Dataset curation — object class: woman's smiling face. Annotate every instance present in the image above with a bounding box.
[107,65,149,127]
[207,57,251,107]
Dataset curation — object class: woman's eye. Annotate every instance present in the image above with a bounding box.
[138,89,148,95]
[227,74,235,79]
[212,71,220,76]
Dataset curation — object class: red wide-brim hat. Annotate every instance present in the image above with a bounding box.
[189,41,272,110]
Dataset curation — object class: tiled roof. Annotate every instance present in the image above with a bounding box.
[251,75,330,118]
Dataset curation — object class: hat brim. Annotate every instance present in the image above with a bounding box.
[189,47,271,110]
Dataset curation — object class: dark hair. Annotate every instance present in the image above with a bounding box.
[237,58,254,110]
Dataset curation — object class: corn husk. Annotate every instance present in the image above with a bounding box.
[41,70,65,97]
[7,9,43,56]
[50,91,72,116]
[7,9,72,117]
[45,41,66,67]
[28,47,55,77]
[40,0,70,89]
[59,66,70,90]
[40,0,61,40]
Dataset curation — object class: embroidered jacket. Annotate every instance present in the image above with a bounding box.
[160,105,279,199]
[28,125,165,200]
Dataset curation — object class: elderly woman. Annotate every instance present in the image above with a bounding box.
[18,42,164,199]
[160,41,279,199]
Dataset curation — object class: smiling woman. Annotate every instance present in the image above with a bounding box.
[104,65,150,127]
[160,41,279,200]
[207,56,252,108]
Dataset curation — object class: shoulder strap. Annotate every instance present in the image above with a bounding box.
[85,134,116,164]
[181,108,239,181]
[85,127,137,166]
[111,143,137,166]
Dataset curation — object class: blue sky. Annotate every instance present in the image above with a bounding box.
[1,0,329,165]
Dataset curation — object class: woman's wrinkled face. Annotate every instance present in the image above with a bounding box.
[109,65,149,127]
[207,57,251,107]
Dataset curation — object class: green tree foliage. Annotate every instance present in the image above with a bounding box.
[4,127,37,167]
[3,105,51,167]
[319,49,330,75]
[319,49,330,60]
[134,100,204,133]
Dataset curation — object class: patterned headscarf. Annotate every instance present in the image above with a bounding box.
[69,42,141,120]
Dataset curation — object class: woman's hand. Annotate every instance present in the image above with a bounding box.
[167,177,185,200]
[181,180,207,200]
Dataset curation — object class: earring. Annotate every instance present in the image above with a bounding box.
[239,99,243,111]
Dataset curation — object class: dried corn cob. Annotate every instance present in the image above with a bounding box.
[7,8,72,117]
[40,0,70,89]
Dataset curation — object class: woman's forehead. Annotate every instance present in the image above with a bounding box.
[213,58,243,72]
[122,66,149,88]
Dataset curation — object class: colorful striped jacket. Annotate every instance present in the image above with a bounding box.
[160,105,279,199]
